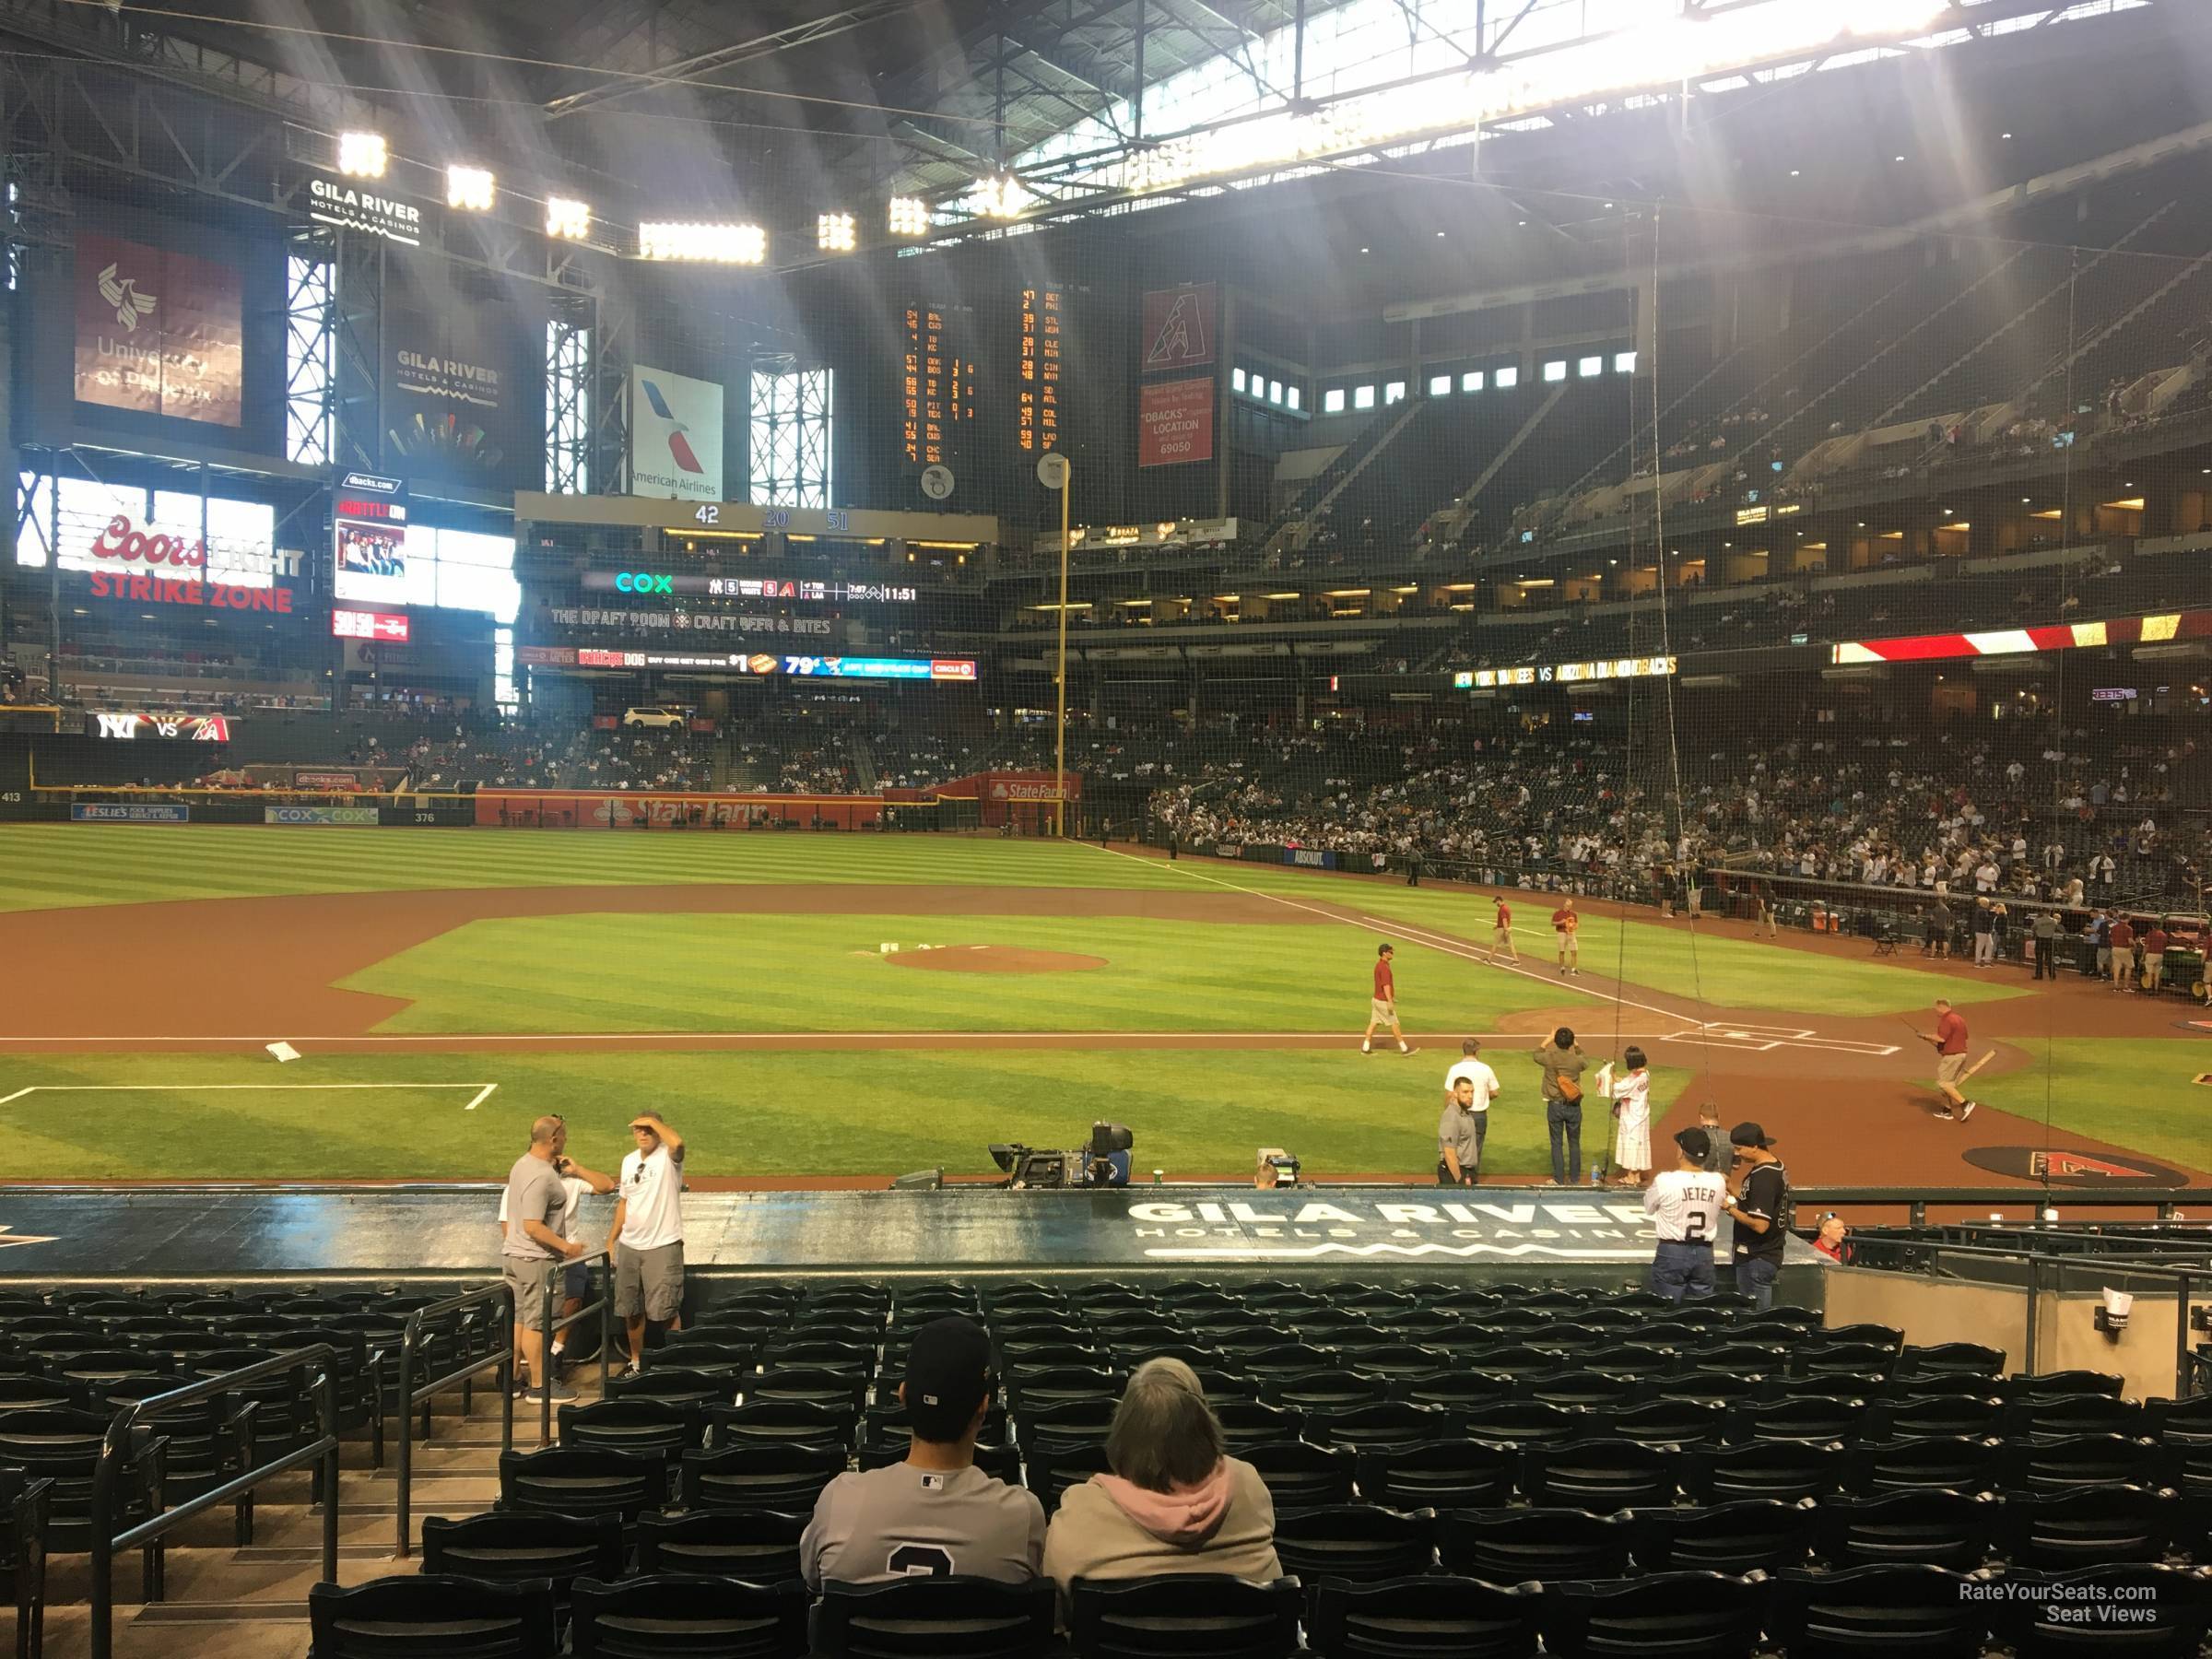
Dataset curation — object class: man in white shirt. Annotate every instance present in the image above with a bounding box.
[1644,1127,1725,1302]
[1439,1039,1500,1183]
[606,1111,687,1371]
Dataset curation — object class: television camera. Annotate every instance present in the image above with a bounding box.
[989,1122,1134,1189]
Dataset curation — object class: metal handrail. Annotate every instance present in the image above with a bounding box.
[394,1282,516,1559]
[90,1345,341,1659]
[1798,1188,2212,1228]
[536,1246,615,1447]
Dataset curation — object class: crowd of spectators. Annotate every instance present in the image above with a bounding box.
[1147,715,2212,910]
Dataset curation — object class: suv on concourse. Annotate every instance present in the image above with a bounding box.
[621,705,688,730]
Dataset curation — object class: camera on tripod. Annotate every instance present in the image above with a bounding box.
[989,1122,1134,1189]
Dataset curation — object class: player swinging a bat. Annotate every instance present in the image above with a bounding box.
[1917,996,1993,1123]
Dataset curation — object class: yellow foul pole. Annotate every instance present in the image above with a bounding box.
[1053,468,1070,838]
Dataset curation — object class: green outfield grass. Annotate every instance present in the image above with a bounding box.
[1200,865,2035,1018]
[0,1050,1688,1182]
[1971,1039,2212,1176]
[340,912,1592,1034]
[0,824,1190,912]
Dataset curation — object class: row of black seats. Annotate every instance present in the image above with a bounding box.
[304,1561,2212,1659]
[490,1430,2212,1522]
[423,1482,2212,1590]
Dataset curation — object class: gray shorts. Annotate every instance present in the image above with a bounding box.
[616,1241,685,1322]
[503,1255,558,1331]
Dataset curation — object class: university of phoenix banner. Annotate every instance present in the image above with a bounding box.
[73,230,244,427]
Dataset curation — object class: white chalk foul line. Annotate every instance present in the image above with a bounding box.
[1095,847,1910,1061]
[0,1030,1685,1045]
[1087,843,1690,1025]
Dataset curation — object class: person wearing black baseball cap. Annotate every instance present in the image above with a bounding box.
[800,1314,1044,1588]
[1721,1123,1789,1311]
[1643,1127,1725,1302]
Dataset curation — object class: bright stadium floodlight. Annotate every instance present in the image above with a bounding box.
[446,165,496,212]
[976,175,1028,218]
[638,222,768,264]
[546,196,593,241]
[336,131,387,179]
[888,195,931,236]
[817,211,856,253]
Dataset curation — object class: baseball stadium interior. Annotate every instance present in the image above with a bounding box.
[16,0,2212,1653]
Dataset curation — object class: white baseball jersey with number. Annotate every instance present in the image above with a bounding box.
[1643,1170,1725,1243]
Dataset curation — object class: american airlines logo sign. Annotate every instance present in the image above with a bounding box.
[630,366,724,503]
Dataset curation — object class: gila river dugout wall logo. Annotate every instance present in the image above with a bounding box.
[1961,1147,2187,1188]
[1124,1194,1676,1262]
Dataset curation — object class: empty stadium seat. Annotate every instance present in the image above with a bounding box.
[419,1511,622,1606]
[1767,1562,1994,1658]
[1538,1570,1769,1658]
[570,1574,809,1659]
[497,1446,669,1522]
[1629,1496,1817,1575]
[814,1576,1055,1658]
[1269,1503,1436,1583]
[1439,1507,1634,1581]
[678,1445,845,1512]
[635,1510,807,1582]
[1068,1574,1302,1659]
[308,1573,560,1659]
[1308,1575,1541,1659]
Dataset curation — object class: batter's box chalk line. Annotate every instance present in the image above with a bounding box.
[1663,1023,1900,1058]
[0,1081,501,1112]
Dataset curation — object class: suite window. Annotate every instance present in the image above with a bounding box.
[1543,360,1568,383]
[1286,385,1301,412]
[1269,379,1284,405]
[1462,371,1485,393]
[1353,384,1376,410]
[1383,380,1406,405]
[1615,351,1637,373]
[1324,388,1346,414]
[1495,365,1520,388]
[1429,374,1452,396]
[1579,356,1605,378]
[1232,367,1247,393]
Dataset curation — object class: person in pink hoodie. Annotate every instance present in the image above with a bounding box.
[1041,1357,1282,1616]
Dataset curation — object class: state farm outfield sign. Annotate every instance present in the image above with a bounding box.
[1125,1194,1676,1262]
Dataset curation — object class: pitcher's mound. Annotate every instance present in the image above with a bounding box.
[886,946,1107,974]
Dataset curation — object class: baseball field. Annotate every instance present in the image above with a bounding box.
[0,824,2198,1187]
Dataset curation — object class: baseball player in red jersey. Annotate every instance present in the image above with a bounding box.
[1361,943,1416,1055]
[1552,897,1582,976]
[1491,895,1519,962]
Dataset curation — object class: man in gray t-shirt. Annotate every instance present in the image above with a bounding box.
[502,1115,582,1409]
[802,1314,1043,1587]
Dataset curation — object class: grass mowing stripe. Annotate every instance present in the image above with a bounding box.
[341,912,1594,1035]
[0,1048,1692,1180]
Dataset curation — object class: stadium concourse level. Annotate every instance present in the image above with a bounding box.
[18,1258,2212,1659]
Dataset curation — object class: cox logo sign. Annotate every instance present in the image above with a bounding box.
[614,571,674,594]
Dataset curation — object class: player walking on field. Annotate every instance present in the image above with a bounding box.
[1919,997,1978,1123]
[1552,897,1582,976]
[1361,943,1416,1056]
[1491,895,1519,962]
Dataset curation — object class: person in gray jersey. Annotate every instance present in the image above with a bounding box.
[801,1314,1044,1588]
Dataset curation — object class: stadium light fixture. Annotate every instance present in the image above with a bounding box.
[546,196,593,241]
[446,165,496,212]
[639,222,768,264]
[336,131,387,179]
[977,175,1029,218]
[888,196,931,236]
[818,211,857,253]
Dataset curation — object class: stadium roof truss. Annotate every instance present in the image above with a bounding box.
[0,0,2166,257]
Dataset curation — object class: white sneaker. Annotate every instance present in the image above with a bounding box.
[1959,1100,1977,1123]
